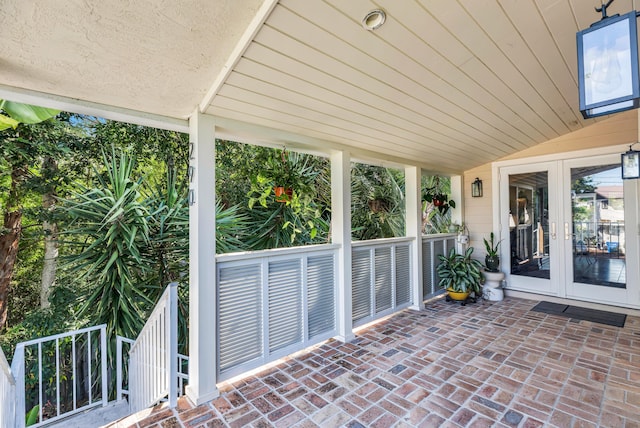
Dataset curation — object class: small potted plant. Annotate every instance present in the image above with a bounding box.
[423,188,455,214]
[482,232,505,301]
[436,247,484,305]
[483,232,501,272]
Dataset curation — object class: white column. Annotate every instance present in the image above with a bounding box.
[450,175,465,252]
[331,150,355,342]
[405,166,424,310]
[185,110,219,405]
[450,175,463,227]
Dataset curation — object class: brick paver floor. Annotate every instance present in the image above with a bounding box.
[110,297,640,427]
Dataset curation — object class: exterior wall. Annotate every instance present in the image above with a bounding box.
[464,110,638,259]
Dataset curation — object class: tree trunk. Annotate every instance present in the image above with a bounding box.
[40,157,59,308]
[0,164,28,330]
[0,210,22,330]
[40,218,58,308]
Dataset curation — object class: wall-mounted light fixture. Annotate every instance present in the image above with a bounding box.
[471,177,483,197]
[577,1,640,118]
[622,142,640,179]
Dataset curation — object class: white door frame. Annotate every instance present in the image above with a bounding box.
[492,144,640,309]
[497,161,561,297]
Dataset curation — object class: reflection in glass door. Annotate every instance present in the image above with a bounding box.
[570,164,626,288]
[509,171,550,280]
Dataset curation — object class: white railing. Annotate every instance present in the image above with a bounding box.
[11,324,108,428]
[216,244,339,381]
[117,336,189,403]
[352,237,413,327]
[422,234,457,299]
[116,336,135,403]
[0,345,16,428]
[127,282,178,413]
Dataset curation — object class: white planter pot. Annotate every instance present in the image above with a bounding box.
[483,270,505,301]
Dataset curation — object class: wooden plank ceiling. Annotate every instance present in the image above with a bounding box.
[205,0,636,173]
[1,0,637,173]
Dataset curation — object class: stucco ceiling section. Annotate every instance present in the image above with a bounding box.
[0,0,264,118]
[2,0,640,173]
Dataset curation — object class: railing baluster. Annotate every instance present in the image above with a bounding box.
[87,330,92,405]
[38,342,43,424]
[56,337,60,418]
[100,326,107,406]
[72,335,77,410]
[116,337,123,402]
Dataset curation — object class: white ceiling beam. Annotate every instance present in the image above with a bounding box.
[0,84,188,133]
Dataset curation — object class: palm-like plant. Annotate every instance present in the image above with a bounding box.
[351,164,405,240]
[62,148,151,340]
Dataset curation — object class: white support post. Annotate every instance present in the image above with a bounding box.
[450,175,463,227]
[167,282,178,408]
[450,175,465,252]
[185,110,219,405]
[331,150,355,342]
[405,166,424,310]
[12,345,25,428]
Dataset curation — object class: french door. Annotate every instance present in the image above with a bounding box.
[499,154,639,308]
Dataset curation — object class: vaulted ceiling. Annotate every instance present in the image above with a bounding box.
[1,0,636,173]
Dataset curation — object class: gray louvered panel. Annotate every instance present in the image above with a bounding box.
[374,247,392,313]
[352,248,372,322]
[422,240,435,298]
[268,259,303,353]
[395,244,411,305]
[434,239,446,292]
[218,263,263,372]
[307,255,336,339]
[445,238,456,253]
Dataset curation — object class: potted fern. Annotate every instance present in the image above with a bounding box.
[436,247,484,305]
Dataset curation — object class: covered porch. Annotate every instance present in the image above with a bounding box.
[3,0,640,426]
[114,297,640,427]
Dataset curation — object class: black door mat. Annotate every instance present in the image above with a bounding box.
[531,301,626,327]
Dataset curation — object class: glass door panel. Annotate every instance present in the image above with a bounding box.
[500,162,559,296]
[509,171,550,279]
[570,164,626,288]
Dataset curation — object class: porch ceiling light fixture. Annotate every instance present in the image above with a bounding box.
[362,9,386,31]
[622,142,640,179]
[577,0,640,119]
[471,178,483,198]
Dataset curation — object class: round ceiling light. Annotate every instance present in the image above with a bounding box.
[362,9,386,31]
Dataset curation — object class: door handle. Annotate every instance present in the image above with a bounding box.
[551,222,556,240]
[565,222,570,240]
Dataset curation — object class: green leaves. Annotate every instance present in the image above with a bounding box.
[436,247,484,294]
[0,99,59,130]
[62,148,151,339]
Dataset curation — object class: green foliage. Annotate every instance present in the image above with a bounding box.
[215,202,250,254]
[436,247,484,294]
[422,175,454,233]
[62,148,152,340]
[0,99,59,131]
[245,148,330,248]
[573,176,597,194]
[25,404,39,426]
[483,232,501,257]
[351,164,405,240]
